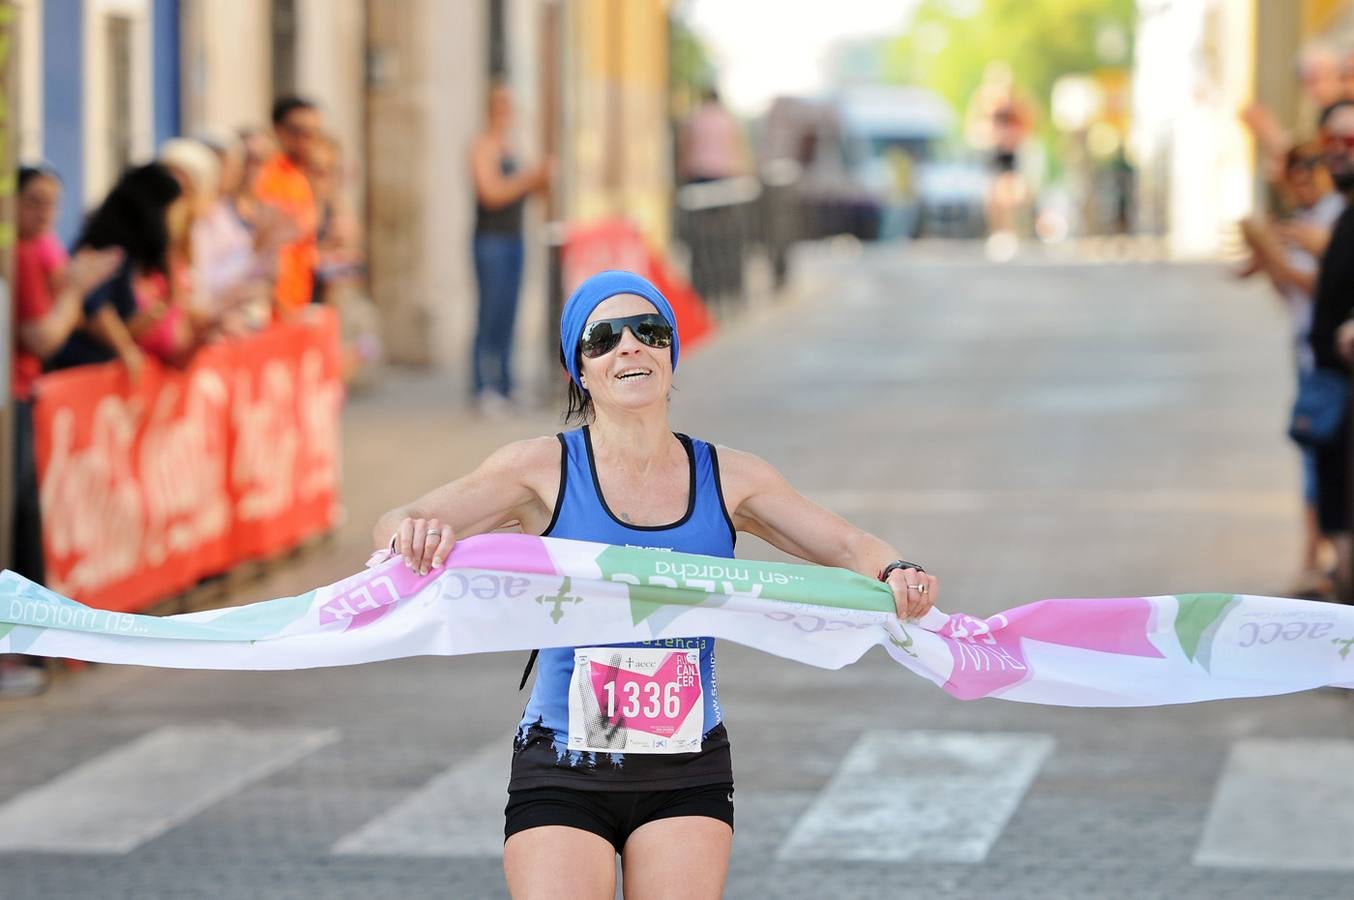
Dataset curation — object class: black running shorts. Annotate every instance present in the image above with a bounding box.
[504,782,734,853]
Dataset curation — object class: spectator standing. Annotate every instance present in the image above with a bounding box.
[233,127,280,243]
[255,97,322,317]
[153,138,225,364]
[1304,100,1354,597]
[1300,45,1346,113]
[677,86,749,185]
[2,167,120,698]
[308,132,364,305]
[237,127,275,214]
[1238,144,1344,596]
[307,131,384,385]
[1243,43,1347,189]
[47,163,183,376]
[470,82,549,414]
[195,132,273,334]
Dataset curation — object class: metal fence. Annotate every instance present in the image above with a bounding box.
[674,163,808,315]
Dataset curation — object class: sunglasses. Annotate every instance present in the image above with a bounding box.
[578,314,674,359]
[1324,133,1354,152]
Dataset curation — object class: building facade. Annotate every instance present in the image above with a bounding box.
[1132,0,1257,258]
[1133,0,1354,257]
[18,0,676,369]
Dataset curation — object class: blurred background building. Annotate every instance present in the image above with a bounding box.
[13,0,672,369]
[15,0,1354,369]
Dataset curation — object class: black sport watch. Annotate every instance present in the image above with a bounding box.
[879,560,926,582]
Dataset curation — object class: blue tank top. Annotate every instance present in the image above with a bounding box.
[510,426,737,792]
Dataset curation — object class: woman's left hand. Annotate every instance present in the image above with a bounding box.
[886,566,938,620]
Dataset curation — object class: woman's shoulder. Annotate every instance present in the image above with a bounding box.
[482,434,563,471]
[707,444,785,507]
[490,433,557,460]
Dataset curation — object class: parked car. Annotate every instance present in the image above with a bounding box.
[913,155,990,238]
[760,86,957,241]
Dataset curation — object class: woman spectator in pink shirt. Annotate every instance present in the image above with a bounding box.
[2,166,120,697]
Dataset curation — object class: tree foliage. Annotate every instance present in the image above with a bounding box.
[884,0,1137,155]
[670,17,717,114]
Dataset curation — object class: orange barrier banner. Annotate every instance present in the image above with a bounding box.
[32,308,344,613]
[562,219,715,351]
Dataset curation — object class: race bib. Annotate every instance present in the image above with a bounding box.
[567,646,704,754]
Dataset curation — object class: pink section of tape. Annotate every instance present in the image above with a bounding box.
[319,535,560,629]
[444,534,559,576]
[937,597,1160,700]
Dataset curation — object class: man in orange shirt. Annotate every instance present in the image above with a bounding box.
[255,96,322,316]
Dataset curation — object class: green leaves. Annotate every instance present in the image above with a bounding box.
[885,0,1136,167]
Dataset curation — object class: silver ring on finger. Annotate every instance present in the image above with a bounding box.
[425,530,441,539]
[906,584,925,592]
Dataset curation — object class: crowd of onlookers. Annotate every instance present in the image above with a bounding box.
[1,96,370,697]
[1239,44,1354,602]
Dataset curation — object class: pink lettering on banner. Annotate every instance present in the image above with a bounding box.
[937,597,1161,700]
[138,370,231,566]
[319,561,442,629]
[231,360,299,521]
[320,537,557,631]
[39,397,145,597]
[588,651,701,737]
[297,349,342,502]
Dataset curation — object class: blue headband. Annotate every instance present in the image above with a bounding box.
[559,270,680,389]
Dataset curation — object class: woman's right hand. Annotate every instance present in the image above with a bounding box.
[391,517,456,575]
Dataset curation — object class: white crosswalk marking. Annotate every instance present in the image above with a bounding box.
[777,730,1054,863]
[1195,738,1354,870]
[0,724,337,854]
[331,741,510,857]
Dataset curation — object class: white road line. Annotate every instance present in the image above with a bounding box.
[1195,739,1354,870]
[0,724,337,854]
[331,741,510,857]
[777,730,1054,863]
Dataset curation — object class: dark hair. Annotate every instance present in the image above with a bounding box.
[702,86,720,104]
[18,165,60,193]
[1319,99,1354,129]
[559,346,594,425]
[271,95,317,126]
[76,163,182,273]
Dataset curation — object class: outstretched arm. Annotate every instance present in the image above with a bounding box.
[717,447,938,619]
[372,436,559,574]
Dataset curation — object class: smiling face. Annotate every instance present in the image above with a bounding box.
[578,294,673,415]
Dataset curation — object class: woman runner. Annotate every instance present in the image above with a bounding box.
[373,270,937,899]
